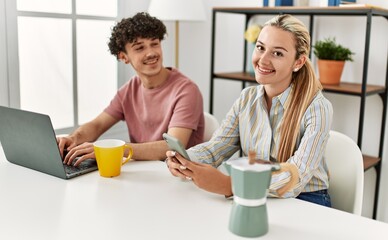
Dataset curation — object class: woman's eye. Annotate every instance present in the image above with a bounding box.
[273,51,283,57]
[256,45,264,51]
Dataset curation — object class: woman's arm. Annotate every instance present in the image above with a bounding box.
[269,93,333,198]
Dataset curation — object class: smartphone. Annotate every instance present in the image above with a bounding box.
[162,133,191,160]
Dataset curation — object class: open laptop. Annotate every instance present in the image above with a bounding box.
[0,106,98,179]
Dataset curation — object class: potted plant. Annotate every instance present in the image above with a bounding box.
[313,37,354,85]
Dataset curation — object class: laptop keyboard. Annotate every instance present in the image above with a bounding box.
[63,157,98,175]
[63,162,92,174]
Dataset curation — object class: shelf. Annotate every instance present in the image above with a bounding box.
[210,7,388,219]
[213,72,256,82]
[363,155,381,171]
[213,6,388,16]
[322,82,386,96]
[213,72,386,96]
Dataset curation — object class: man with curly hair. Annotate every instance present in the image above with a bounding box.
[58,12,204,165]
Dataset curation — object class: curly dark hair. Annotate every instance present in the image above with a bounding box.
[108,12,167,59]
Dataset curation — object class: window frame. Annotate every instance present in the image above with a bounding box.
[2,0,128,135]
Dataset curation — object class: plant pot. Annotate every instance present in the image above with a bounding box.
[317,59,345,85]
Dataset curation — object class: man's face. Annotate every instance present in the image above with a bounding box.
[120,38,164,77]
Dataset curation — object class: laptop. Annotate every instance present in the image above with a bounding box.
[0,106,98,179]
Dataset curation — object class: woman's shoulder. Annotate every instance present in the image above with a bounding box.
[312,90,330,102]
[309,90,333,111]
[240,85,264,97]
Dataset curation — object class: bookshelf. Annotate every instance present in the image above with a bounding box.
[209,6,388,219]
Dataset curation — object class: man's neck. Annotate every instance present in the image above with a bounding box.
[141,67,170,89]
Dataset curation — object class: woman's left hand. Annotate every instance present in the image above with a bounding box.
[166,151,232,196]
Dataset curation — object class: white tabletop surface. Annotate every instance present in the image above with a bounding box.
[0,146,387,240]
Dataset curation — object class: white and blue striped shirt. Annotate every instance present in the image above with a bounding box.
[188,84,333,198]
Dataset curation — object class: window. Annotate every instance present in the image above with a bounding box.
[14,0,118,130]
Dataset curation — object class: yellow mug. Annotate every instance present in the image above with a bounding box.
[93,139,133,177]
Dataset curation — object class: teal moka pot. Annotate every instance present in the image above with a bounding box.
[224,158,280,238]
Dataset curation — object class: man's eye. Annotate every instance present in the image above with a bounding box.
[135,46,143,51]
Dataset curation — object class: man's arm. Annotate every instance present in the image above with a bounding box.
[129,127,193,161]
[69,112,119,144]
[59,112,119,164]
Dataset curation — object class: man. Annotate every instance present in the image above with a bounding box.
[58,12,204,165]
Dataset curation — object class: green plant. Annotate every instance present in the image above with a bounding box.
[313,37,354,61]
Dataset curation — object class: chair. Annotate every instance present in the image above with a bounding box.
[324,130,364,215]
[203,112,220,142]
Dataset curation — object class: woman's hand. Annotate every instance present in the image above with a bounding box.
[165,151,232,196]
[165,150,188,179]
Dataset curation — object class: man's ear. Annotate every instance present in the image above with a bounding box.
[118,52,129,64]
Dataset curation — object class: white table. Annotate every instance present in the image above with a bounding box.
[0,146,387,240]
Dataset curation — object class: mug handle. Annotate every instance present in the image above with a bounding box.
[272,163,299,197]
[122,144,133,165]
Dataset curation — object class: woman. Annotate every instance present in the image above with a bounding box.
[166,14,333,206]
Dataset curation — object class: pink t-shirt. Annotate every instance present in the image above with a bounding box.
[104,68,204,148]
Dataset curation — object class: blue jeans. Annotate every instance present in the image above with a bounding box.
[296,189,332,207]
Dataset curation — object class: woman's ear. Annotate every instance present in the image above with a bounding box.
[293,54,307,72]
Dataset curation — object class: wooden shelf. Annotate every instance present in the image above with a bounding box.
[213,6,388,16]
[210,8,388,219]
[363,155,381,171]
[213,72,386,96]
[322,82,386,96]
[213,72,256,82]
[214,72,383,172]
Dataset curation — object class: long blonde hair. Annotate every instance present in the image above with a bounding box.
[264,14,322,163]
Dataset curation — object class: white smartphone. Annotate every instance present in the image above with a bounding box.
[162,133,191,160]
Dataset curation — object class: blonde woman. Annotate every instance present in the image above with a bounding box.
[166,14,333,206]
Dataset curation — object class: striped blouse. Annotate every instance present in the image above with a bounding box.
[187,84,333,198]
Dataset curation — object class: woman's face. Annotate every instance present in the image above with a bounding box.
[252,26,304,91]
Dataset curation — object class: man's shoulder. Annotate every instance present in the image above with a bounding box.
[120,75,142,89]
[169,69,199,89]
[169,68,193,82]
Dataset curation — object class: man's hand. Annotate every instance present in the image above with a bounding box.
[57,136,95,166]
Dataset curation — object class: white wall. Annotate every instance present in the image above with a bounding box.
[132,0,388,222]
